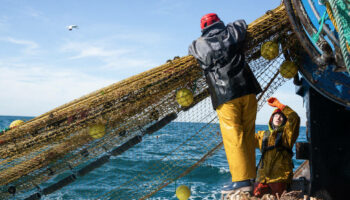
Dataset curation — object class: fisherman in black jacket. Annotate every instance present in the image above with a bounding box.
[189,13,262,197]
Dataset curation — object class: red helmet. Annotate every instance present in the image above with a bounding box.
[200,13,220,30]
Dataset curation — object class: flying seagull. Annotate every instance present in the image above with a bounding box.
[67,25,79,31]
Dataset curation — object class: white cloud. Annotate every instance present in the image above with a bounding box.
[0,35,162,116]
[108,32,168,45]
[71,46,128,59]
[26,8,41,18]
[101,57,157,71]
[61,42,131,59]
[0,15,8,23]
[0,37,39,55]
[0,16,9,31]
[154,0,187,15]
[60,41,158,71]
[0,65,115,116]
[23,7,49,22]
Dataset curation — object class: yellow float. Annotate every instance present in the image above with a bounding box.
[279,60,298,79]
[88,124,106,139]
[176,185,191,200]
[176,88,193,107]
[261,41,279,60]
[9,120,24,129]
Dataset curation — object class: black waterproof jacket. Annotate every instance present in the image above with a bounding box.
[189,20,262,109]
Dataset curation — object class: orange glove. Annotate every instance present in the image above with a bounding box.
[267,97,285,110]
[253,183,270,197]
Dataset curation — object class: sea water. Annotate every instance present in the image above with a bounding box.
[0,116,306,200]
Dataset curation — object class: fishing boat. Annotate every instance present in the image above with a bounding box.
[0,0,348,199]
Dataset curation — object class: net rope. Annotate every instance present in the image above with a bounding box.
[327,0,350,73]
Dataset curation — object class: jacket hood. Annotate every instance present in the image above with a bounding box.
[201,21,225,36]
[268,109,287,131]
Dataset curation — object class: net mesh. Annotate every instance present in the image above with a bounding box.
[0,4,304,199]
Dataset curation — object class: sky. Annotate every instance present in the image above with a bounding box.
[0,0,306,125]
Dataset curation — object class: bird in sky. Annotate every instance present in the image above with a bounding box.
[67,25,79,31]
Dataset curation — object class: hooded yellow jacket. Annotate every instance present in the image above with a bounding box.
[255,106,300,184]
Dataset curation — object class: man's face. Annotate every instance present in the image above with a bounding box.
[272,113,284,127]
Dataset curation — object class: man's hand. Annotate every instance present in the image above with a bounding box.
[267,97,285,110]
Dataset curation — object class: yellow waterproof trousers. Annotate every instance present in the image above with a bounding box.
[216,94,257,182]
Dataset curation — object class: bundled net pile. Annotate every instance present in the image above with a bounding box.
[0,4,303,199]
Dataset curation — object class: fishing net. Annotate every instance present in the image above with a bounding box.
[0,4,303,199]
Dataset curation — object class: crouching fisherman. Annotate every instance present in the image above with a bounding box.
[253,97,300,197]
